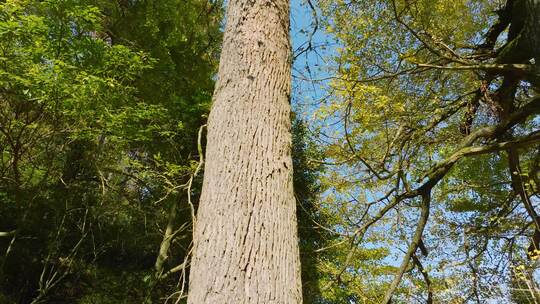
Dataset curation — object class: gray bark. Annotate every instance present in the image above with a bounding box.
[186,0,302,303]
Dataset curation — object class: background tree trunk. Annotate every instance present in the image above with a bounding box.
[186,0,302,303]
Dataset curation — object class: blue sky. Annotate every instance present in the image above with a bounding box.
[290,0,336,115]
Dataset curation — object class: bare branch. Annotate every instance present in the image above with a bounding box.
[383,192,431,304]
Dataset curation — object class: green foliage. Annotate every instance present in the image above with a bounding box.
[292,116,391,303]
[293,117,332,303]
[0,0,221,302]
[314,0,540,302]
[5,0,537,302]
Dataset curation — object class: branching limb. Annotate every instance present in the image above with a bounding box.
[478,0,514,52]
[412,254,433,304]
[507,148,540,257]
[423,130,540,185]
[155,124,206,279]
[382,191,431,304]
[416,63,536,75]
[390,0,470,65]
[293,0,319,60]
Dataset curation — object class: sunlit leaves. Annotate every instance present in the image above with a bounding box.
[0,0,222,301]
[314,0,540,302]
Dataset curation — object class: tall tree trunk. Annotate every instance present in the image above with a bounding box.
[186,0,302,303]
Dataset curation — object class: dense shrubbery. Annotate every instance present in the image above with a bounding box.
[0,0,220,302]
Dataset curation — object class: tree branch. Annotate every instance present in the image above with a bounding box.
[412,254,433,304]
[416,63,535,75]
[0,230,15,237]
[383,192,431,304]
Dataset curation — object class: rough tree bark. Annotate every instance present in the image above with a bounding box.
[497,0,540,64]
[186,0,303,303]
[493,0,540,258]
